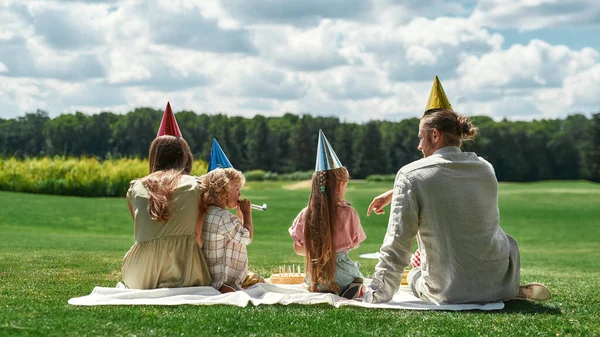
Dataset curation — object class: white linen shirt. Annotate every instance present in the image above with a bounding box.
[370,146,520,304]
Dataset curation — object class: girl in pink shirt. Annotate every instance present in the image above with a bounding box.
[289,167,366,299]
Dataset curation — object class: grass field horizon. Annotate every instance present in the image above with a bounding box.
[1,180,599,336]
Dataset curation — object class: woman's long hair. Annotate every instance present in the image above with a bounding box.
[304,167,349,293]
[141,135,193,222]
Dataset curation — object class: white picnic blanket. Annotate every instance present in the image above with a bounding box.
[68,279,503,311]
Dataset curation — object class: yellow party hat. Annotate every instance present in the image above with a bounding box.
[424,76,453,113]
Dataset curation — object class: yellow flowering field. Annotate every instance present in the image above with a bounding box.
[0,157,208,197]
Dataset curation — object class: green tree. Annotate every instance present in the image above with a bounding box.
[289,115,316,172]
[4,111,51,157]
[244,115,270,170]
[334,123,359,173]
[586,112,600,182]
[112,108,161,158]
[268,114,297,172]
[353,121,388,178]
[44,112,90,157]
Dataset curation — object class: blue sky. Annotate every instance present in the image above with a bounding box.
[0,0,599,122]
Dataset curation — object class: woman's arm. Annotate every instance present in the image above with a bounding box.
[366,189,394,216]
[126,193,134,221]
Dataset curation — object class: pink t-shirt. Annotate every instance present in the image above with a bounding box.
[289,203,366,253]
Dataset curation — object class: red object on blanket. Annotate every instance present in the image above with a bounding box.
[410,250,421,268]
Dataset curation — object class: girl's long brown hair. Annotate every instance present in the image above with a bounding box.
[141,135,193,222]
[304,167,349,293]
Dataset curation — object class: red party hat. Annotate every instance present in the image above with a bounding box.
[156,102,182,137]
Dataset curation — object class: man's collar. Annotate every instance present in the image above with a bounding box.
[433,146,462,155]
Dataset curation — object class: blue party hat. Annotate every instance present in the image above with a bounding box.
[208,138,233,172]
[315,129,343,172]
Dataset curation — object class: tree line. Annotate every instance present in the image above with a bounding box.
[1,108,599,182]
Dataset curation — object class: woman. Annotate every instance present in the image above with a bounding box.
[122,135,212,289]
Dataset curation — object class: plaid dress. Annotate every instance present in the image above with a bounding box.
[201,206,251,289]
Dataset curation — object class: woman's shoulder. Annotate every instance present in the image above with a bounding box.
[128,179,144,196]
[179,174,199,187]
[173,175,202,196]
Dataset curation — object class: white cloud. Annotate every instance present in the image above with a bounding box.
[28,3,106,50]
[216,59,311,100]
[564,63,600,108]
[107,1,257,54]
[220,0,372,26]
[317,66,393,100]
[457,40,598,94]
[0,35,106,80]
[253,20,355,72]
[103,47,212,91]
[471,0,600,30]
[0,0,599,122]
[0,76,46,115]
[352,17,504,81]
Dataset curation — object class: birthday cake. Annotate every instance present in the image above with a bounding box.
[269,273,306,285]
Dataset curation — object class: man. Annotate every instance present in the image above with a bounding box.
[363,76,550,304]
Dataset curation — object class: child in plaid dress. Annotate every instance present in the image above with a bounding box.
[197,168,262,293]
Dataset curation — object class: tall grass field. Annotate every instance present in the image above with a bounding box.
[1,180,599,336]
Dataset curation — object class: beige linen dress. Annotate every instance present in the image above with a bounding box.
[122,174,212,289]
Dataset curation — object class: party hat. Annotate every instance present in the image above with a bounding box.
[156,102,182,137]
[424,76,453,113]
[315,129,343,172]
[208,138,234,172]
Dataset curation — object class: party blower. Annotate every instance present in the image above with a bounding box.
[251,203,268,211]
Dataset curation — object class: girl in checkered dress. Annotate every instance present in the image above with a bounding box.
[197,168,262,293]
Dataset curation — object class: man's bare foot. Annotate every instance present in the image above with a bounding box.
[514,283,551,302]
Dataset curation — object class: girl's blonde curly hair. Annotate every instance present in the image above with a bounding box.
[198,168,246,207]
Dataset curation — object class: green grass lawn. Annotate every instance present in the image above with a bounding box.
[1,180,599,336]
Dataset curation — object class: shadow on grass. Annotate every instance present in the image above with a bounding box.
[499,300,561,315]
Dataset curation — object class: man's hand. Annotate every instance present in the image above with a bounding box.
[367,190,393,216]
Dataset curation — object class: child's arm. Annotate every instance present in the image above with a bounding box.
[293,242,306,256]
[289,209,307,256]
[238,199,253,241]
